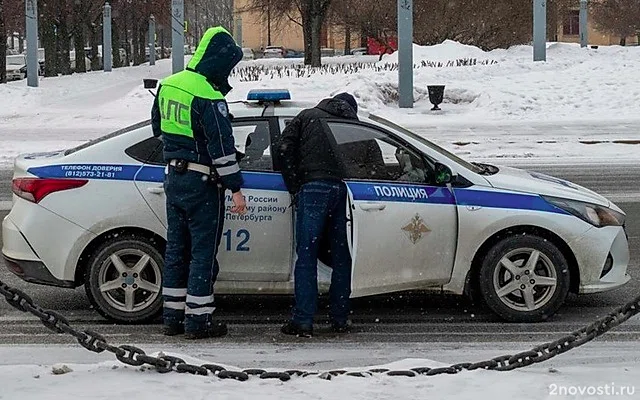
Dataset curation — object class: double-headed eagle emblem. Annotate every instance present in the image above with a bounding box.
[402,214,430,244]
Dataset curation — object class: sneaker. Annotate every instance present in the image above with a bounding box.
[281,321,313,338]
[163,324,184,336]
[184,322,228,339]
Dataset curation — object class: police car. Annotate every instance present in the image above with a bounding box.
[2,88,630,324]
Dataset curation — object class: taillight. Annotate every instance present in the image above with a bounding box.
[12,178,88,203]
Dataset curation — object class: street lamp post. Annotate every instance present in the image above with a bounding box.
[397,0,413,108]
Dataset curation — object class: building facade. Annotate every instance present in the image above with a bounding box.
[557,7,638,46]
[232,0,361,52]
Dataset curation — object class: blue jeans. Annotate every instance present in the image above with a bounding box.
[162,166,225,332]
[292,180,352,327]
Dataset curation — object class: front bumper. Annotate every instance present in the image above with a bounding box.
[572,225,631,294]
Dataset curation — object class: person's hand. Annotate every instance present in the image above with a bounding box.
[230,191,247,214]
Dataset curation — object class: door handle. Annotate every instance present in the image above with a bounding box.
[359,203,386,211]
[147,186,164,194]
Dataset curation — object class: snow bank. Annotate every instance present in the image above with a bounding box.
[1,40,639,165]
[0,353,637,400]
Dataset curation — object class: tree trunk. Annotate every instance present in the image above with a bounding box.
[310,13,323,67]
[88,24,100,70]
[137,24,146,65]
[0,0,6,84]
[41,7,58,77]
[344,24,351,55]
[58,15,72,75]
[112,18,121,68]
[620,36,626,46]
[160,26,166,59]
[73,26,86,73]
[302,15,312,65]
[19,34,24,54]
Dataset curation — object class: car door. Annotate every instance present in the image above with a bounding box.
[129,118,293,282]
[323,120,459,297]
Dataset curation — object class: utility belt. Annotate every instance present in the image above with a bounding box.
[167,159,221,184]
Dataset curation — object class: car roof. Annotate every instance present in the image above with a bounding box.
[227,99,319,118]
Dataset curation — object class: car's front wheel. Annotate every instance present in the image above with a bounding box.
[478,234,570,322]
[84,234,164,323]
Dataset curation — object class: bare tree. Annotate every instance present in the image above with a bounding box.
[590,0,640,45]
[244,0,332,66]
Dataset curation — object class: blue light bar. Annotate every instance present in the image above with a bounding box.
[247,89,291,102]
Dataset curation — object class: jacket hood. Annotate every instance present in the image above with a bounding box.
[186,26,242,95]
[315,98,358,119]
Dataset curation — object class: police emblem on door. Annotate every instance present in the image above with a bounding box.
[402,214,430,244]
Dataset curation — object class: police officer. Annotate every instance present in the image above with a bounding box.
[151,26,246,340]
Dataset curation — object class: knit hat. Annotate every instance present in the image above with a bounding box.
[333,92,358,113]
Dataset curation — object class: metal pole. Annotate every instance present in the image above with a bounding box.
[533,0,546,61]
[25,0,38,87]
[103,2,112,72]
[172,0,185,73]
[398,0,413,108]
[149,15,156,65]
[235,16,243,46]
[580,0,588,48]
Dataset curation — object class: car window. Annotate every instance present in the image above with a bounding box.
[124,120,274,170]
[326,122,433,184]
[234,120,273,171]
[125,136,163,164]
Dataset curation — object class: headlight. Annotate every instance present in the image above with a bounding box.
[542,196,625,227]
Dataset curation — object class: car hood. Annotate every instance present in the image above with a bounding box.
[482,165,610,207]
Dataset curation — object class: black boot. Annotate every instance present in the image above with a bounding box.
[184,322,228,339]
[281,321,313,338]
[163,324,184,336]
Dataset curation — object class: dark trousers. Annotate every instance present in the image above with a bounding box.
[162,166,225,333]
[291,180,352,327]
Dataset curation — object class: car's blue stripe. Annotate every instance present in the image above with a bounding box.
[454,188,568,214]
[26,164,568,215]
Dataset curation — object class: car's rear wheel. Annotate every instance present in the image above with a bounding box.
[84,234,163,323]
[478,234,570,322]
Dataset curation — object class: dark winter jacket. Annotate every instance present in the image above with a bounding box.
[151,26,244,192]
[275,97,357,194]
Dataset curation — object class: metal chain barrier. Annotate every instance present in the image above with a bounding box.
[2,277,639,381]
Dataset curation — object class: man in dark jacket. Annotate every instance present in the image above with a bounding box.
[151,26,245,339]
[275,92,364,337]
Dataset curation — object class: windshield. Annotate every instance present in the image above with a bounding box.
[368,113,483,174]
[6,55,25,66]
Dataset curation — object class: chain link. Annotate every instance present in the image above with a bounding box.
[1,278,639,381]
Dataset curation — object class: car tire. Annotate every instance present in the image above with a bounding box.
[478,234,570,323]
[84,234,164,323]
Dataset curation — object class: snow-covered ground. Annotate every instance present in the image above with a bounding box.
[0,343,638,399]
[1,40,639,167]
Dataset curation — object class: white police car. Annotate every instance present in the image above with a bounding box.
[2,89,630,323]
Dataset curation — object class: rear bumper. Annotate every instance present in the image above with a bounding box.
[2,253,74,288]
[2,214,75,288]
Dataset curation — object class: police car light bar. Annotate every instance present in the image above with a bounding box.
[247,89,291,102]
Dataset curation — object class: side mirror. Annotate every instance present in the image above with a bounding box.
[434,162,453,185]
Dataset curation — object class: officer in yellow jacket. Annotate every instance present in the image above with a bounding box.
[151,26,246,339]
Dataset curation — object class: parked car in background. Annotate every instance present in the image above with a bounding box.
[263,46,286,58]
[5,55,27,81]
[242,47,255,60]
[351,47,368,55]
